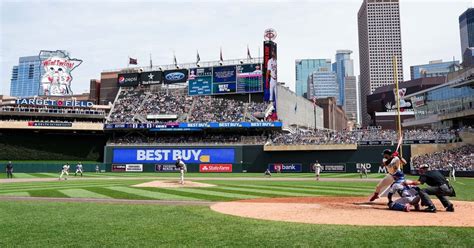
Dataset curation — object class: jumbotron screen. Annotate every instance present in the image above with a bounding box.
[188,63,263,96]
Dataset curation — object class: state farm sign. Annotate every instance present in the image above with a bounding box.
[199,164,232,173]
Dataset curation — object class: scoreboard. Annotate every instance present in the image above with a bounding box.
[188,63,263,96]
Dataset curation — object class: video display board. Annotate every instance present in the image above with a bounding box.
[236,63,263,93]
[188,64,263,96]
[188,67,212,96]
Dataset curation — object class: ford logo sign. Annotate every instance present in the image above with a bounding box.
[165,72,185,81]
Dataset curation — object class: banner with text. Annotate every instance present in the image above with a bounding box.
[112,148,235,164]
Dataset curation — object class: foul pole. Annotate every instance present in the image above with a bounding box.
[392,56,403,159]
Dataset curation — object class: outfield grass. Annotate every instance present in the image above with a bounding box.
[0,173,472,247]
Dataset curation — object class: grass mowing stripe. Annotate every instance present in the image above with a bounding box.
[226,184,369,196]
[59,189,112,199]
[133,187,237,201]
[12,173,38,178]
[162,187,259,199]
[191,187,283,198]
[0,192,30,197]
[0,183,125,193]
[28,190,70,198]
[264,184,374,193]
[218,186,317,197]
[85,187,158,200]
[106,186,198,201]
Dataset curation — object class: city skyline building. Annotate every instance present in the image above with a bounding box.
[358,0,403,126]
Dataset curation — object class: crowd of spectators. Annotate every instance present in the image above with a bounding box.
[107,88,270,123]
[189,97,245,122]
[268,128,458,146]
[108,88,146,123]
[412,145,473,171]
[137,91,191,120]
[109,133,269,145]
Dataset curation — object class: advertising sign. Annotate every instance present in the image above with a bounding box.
[163,69,189,84]
[212,82,237,94]
[112,148,235,164]
[141,71,163,85]
[199,164,233,173]
[236,63,263,93]
[188,67,212,96]
[384,88,412,112]
[267,163,302,173]
[111,164,126,172]
[104,121,283,130]
[155,164,180,172]
[263,41,277,102]
[125,164,143,172]
[27,121,72,127]
[118,73,140,87]
[16,98,94,108]
[39,50,82,96]
[321,164,346,172]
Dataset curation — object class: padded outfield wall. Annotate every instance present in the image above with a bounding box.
[103,145,411,174]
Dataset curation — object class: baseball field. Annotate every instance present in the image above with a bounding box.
[0,172,473,247]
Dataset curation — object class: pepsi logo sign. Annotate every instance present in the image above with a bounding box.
[165,72,185,81]
[118,76,125,83]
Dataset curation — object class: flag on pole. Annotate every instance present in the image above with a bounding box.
[247,45,252,60]
[173,53,178,67]
[129,57,137,65]
[149,54,153,68]
[196,50,201,64]
[219,47,223,62]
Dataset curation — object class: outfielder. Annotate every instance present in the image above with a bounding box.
[175,157,187,185]
[313,161,322,181]
[448,163,456,182]
[59,163,70,180]
[75,162,83,177]
[387,171,420,212]
[369,149,406,201]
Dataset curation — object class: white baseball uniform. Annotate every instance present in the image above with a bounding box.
[267,58,277,101]
[313,163,321,178]
[60,165,70,180]
[375,157,402,196]
[177,161,187,184]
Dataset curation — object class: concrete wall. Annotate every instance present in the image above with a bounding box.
[276,85,323,129]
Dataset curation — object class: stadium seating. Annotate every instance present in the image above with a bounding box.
[107,87,269,124]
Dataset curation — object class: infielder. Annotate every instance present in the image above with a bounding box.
[313,161,322,181]
[448,163,456,182]
[387,171,420,212]
[359,164,368,179]
[59,163,70,180]
[75,162,83,177]
[369,149,406,201]
[264,168,272,177]
[175,157,187,185]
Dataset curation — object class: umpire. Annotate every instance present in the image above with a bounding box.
[5,161,13,179]
[405,164,455,213]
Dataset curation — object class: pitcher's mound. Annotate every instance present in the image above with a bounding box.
[133,180,215,188]
[211,197,474,227]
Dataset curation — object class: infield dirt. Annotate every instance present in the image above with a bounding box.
[211,196,474,227]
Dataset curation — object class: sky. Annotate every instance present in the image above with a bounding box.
[0,0,472,96]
